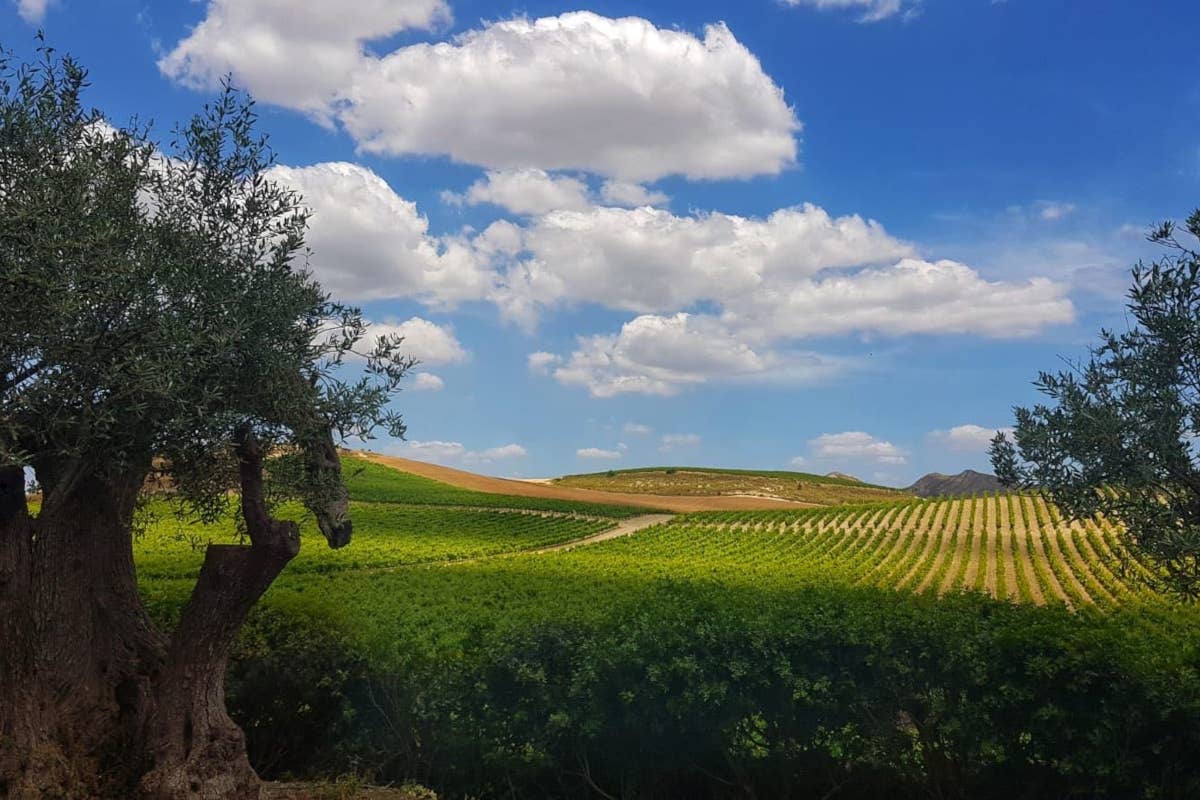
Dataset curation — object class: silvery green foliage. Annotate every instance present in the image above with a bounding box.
[992,210,1200,598]
[0,40,412,532]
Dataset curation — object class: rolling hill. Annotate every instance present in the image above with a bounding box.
[907,469,1003,497]
[552,465,906,506]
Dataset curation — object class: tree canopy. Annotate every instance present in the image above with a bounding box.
[0,42,411,532]
[991,209,1200,599]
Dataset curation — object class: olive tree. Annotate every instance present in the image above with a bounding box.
[0,44,412,797]
[991,208,1200,599]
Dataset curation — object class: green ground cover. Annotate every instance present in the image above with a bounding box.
[135,501,615,579]
[135,463,1200,799]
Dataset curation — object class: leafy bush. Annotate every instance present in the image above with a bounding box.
[227,586,1200,799]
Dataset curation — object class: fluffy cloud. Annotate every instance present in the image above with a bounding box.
[444,170,669,216]
[810,431,906,465]
[14,0,52,23]
[546,313,855,397]
[781,0,919,23]
[411,372,445,391]
[339,13,798,181]
[659,433,701,452]
[395,440,526,464]
[266,163,1071,396]
[496,203,914,321]
[550,313,786,398]
[445,169,592,216]
[165,5,797,181]
[268,162,490,304]
[527,352,562,375]
[623,422,653,435]
[599,181,669,208]
[398,440,466,462]
[159,0,450,119]
[366,317,467,364]
[577,447,622,460]
[742,258,1074,339]
[929,424,1014,452]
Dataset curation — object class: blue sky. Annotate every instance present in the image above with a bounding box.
[6,0,1199,485]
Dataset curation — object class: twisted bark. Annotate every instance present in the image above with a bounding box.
[0,431,314,798]
[0,461,163,797]
[138,431,301,799]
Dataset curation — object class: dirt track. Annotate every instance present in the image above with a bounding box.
[355,451,817,513]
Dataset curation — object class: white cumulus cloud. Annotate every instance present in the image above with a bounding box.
[445,169,591,216]
[411,372,445,391]
[268,162,491,305]
[398,440,465,461]
[444,170,670,216]
[599,180,670,208]
[929,424,1014,452]
[366,317,467,365]
[527,351,563,375]
[623,422,653,435]
[495,203,913,321]
[159,0,450,120]
[810,431,906,465]
[505,200,1072,396]
[339,12,799,181]
[550,313,785,398]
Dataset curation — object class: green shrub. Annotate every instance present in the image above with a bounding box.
[226,586,1200,799]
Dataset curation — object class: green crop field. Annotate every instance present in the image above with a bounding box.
[135,501,618,579]
[134,460,1200,800]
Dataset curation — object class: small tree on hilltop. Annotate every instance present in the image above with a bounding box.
[0,44,412,797]
[990,208,1200,599]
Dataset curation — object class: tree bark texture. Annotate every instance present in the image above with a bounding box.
[0,437,300,799]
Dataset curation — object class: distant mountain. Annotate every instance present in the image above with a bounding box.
[907,470,1003,497]
[825,471,862,483]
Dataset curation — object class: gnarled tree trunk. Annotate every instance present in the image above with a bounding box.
[0,436,303,799]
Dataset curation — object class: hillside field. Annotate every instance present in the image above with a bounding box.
[132,458,1200,799]
[553,465,905,505]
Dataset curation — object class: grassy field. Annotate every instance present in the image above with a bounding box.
[134,459,1200,799]
[553,466,906,505]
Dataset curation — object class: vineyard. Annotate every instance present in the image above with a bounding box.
[654,493,1163,609]
[132,461,1200,799]
[135,501,620,579]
